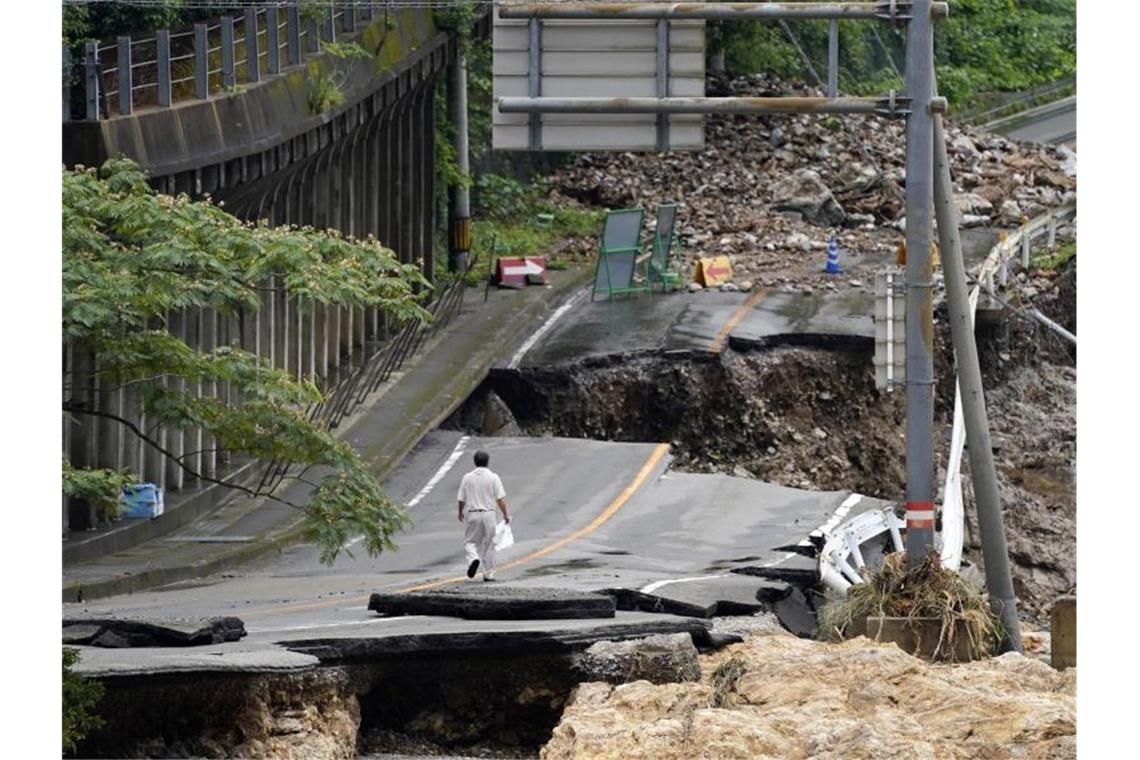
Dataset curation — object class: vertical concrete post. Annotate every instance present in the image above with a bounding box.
[265,276,277,370]
[287,3,302,65]
[449,50,473,272]
[97,357,123,474]
[380,113,394,248]
[84,40,100,121]
[319,303,330,382]
[202,307,218,479]
[185,308,203,480]
[344,132,357,237]
[332,306,342,384]
[345,304,355,366]
[405,94,417,266]
[296,297,304,380]
[245,8,261,83]
[308,300,318,381]
[305,15,320,54]
[1051,596,1076,669]
[267,6,281,74]
[934,113,1022,652]
[827,20,839,98]
[221,16,236,89]
[313,152,330,231]
[1020,232,1031,269]
[1048,215,1058,248]
[283,293,293,377]
[903,0,937,566]
[195,23,209,99]
[63,45,72,121]
[68,347,98,506]
[63,344,72,534]
[157,30,172,106]
[218,313,234,466]
[165,310,185,490]
[117,36,133,115]
[422,82,436,278]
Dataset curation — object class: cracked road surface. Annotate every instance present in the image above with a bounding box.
[67,431,889,675]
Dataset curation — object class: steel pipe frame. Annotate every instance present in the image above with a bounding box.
[499,2,948,21]
[498,94,943,117]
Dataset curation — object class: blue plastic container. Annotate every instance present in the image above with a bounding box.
[120,483,164,519]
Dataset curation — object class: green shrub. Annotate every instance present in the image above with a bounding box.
[63,648,104,754]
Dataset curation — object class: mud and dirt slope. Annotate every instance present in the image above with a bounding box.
[542,630,1076,760]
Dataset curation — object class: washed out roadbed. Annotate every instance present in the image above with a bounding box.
[541,629,1076,760]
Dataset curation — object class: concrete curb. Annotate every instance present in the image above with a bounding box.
[64,269,593,603]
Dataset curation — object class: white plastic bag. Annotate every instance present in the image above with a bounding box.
[494,521,514,551]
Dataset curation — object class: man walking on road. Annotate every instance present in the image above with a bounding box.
[457,450,510,582]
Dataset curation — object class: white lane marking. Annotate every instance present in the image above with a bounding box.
[344,435,470,549]
[759,551,799,568]
[406,435,471,509]
[800,492,863,545]
[640,574,728,594]
[640,495,868,591]
[248,616,425,635]
[508,287,588,370]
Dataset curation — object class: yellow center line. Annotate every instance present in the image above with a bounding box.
[244,442,671,615]
[709,288,768,354]
[400,442,670,593]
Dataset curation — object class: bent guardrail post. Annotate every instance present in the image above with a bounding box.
[933,112,1022,653]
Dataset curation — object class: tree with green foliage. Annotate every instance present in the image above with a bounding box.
[64,159,431,563]
[63,647,104,753]
[707,0,1075,108]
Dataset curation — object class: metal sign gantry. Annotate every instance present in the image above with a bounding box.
[492,2,1024,651]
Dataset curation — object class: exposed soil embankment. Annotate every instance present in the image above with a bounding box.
[450,258,1076,620]
[542,630,1076,759]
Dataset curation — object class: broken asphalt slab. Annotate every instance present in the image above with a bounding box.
[368,585,617,620]
[63,616,247,648]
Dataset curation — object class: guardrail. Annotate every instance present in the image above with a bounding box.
[959,76,1076,127]
[66,2,382,121]
[819,202,1076,595]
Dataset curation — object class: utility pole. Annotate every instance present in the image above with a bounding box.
[448,51,472,273]
[903,0,937,566]
[932,113,1023,652]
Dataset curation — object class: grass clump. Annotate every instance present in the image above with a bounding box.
[817,553,1004,661]
[708,655,747,709]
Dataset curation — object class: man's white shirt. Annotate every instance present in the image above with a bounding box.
[457,467,506,512]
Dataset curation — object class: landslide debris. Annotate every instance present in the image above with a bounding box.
[541,631,1076,760]
[543,72,1076,292]
[817,553,1004,661]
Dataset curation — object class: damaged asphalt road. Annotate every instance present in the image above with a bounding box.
[67,430,889,677]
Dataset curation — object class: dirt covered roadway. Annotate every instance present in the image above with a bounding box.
[542,627,1076,760]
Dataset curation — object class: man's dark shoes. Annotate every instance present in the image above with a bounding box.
[467,559,480,579]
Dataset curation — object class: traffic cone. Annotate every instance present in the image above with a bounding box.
[824,236,842,274]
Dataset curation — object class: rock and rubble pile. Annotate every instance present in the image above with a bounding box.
[542,631,1076,760]
[545,73,1076,289]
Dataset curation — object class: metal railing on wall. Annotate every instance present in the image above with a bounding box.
[66,2,384,121]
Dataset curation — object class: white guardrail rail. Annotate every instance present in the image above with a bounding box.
[820,202,1076,594]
